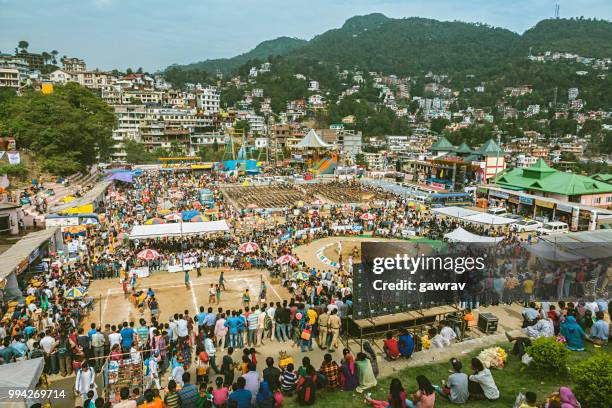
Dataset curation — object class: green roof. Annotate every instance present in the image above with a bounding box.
[495,159,612,196]
[591,173,612,184]
[430,136,455,151]
[478,139,504,157]
[454,142,474,154]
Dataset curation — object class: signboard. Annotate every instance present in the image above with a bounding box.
[519,196,534,205]
[535,199,554,209]
[490,190,509,199]
[45,217,79,227]
[130,266,150,278]
[556,203,574,213]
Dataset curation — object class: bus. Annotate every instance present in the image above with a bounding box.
[426,193,473,208]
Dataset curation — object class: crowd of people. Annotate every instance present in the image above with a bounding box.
[0,170,609,408]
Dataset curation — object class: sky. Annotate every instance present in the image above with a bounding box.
[1,0,611,72]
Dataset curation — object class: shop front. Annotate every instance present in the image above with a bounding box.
[534,199,555,222]
[554,203,575,226]
[519,196,535,217]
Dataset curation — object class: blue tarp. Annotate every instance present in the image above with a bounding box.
[222,159,261,174]
[181,210,200,221]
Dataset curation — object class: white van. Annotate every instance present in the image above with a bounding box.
[537,221,569,235]
[487,207,508,217]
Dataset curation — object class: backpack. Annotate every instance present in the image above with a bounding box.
[297,375,316,405]
[264,314,272,331]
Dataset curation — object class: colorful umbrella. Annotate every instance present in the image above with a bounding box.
[81,218,98,226]
[64,286,87,300]
[158,209,172,215]
[191,214,208,222]
[291,271,309,281]
[137,249,160,261]
[65,226,86,235]
[193,201,202,209]
[238,242,259,253]
[407,201,416,209]
[276,254,298,265]
[145,217,165,225]
[164,213,183,221]
[204,208,218,215]
[360,213,376,221]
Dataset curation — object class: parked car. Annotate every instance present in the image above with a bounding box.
[537,221,569,235]
[513,219,542,232]
[487,207,508,217]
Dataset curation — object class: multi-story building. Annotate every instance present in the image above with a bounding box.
[15,51,44,71]
[61,57,86,72]
[196,87,220,115]
[49,69,117,89]
[0,54,29,78]
[189,132,228,155]
[337,130,362,156]
[363,152,385,169]
[308,80,319,91]
[0,68,20,89]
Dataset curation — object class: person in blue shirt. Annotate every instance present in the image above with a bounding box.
[586,311,609,346]
[11,337,29,359]
[204,307,217,329]
[398,328,415,358]
[0,338,16,364]
[195,306,208,330]
[119,322,135,351]
[225,312,240,348]
[87,323,97,340]
[229,377,252,408]
[237,312,246,348]
[23,325,37,340]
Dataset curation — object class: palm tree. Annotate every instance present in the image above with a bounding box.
[17,40,29,53]
[51,50,59,65]
[41,51,51,65]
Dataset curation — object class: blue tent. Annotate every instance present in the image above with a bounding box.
[181,210,200,221]
[222,159,261,174]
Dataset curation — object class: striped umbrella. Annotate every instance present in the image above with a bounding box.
[137,249,160,261]
[164,213,183,221]
[360,212,376,221]
[276,254,298,265]
[191,214,208,222]
[238,242,259,253]
[145,217,165,225]
[64,286,87,300]
[291,271,309,281]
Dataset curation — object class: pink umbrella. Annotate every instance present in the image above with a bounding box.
[164,213,182,221]
[238,242,259,253]
[360,212,376,221]
[137,249,160,261]
[276,254,298,265]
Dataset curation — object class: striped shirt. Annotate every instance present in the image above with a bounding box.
[164,391,181,408]
[247,311,259,330]
[280,370,298,393]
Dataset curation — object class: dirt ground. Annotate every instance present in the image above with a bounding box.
[84,268,291,327]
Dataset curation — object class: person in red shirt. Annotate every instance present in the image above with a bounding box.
[383,331,400,360]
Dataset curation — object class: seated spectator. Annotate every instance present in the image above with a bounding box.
[560,316,586,351]
[115,387,136,408]
[544,386,581,408]
[339,352,358,391]
[229,377,252,408]
[433,357,469,404]
[429,327,450,349]
[383,331,400,360]
[280,363,298,396]
[364,378,406,408]
[405,375,435,408]
[262,357,281,391]
[468,358,499,401]
[355,352,377,393]
[439,321,457,343]
[586,311,609,345]
[522,302,540,328]
[463,309,476,328]
[397,329,414,359]
[319,353,340,389]
[212,376,229,407]
[256,380,274,408]
[296,365,317,406]
[164,381,181,408]
[517,391,538,408]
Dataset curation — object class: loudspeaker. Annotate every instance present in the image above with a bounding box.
[478,312,498,334]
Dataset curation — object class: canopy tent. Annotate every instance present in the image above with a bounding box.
[444,227,505,244]
[107,172,134,183]
[0,358,45,407]
[540,229,612,260]
[221,159,261,174]
[295,129,332,149]
[462,212,516,225]
[129,220,230,239]
[521,241,583,262]
[431,206,479,218]
[51,180,112,213]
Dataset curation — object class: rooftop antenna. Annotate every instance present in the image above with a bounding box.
[554,3,560,19]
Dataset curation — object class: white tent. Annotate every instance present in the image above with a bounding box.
[129,220,230,239]
[295,129,332,149]
[444,227,505,244]
[521,241,583,262]
[0,358,44,407]
[462,212,516,225]
[431,206,479,218]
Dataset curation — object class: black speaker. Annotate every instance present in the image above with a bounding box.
[477,312,498,334]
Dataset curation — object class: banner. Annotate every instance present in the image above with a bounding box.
[130,266,150,278]
[519,196,534,205]
[7,152,20,165]
[535,199,554,209]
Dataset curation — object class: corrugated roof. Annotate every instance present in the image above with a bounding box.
[478,139,504,157]
[430,136,455,151]
[50,180,111,213]
[0,227,59,280]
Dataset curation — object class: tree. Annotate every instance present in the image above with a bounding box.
[41,51,51,65]
[18,40,29,52]
[233,120,250,134]
[430,117,451,134]
[124,140,154,164]
[0,83,115,174]
[50,50,59,65]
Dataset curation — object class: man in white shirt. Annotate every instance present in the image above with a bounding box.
[108,326,122,349]
[429,327,450,349]
[440,320,457,343]
[176,314,189,340]
[204,337,219,373]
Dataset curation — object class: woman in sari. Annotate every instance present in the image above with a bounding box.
[355,352,377,393]
[340,352,359,391]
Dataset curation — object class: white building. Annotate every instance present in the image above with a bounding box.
[568,88,579,101]
[196,87,220,115]
[363,152,384,169]
[254,137,269,149]
[0,68,20,89]
[61,57,86,72]
[308,80,320,91]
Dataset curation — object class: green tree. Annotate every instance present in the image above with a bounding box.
[430,117,451,134]
[124,140,154,164]
[233,120,250,134]
[0,83,115,174]
[18,40,28,52]
[50,50,59,65]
